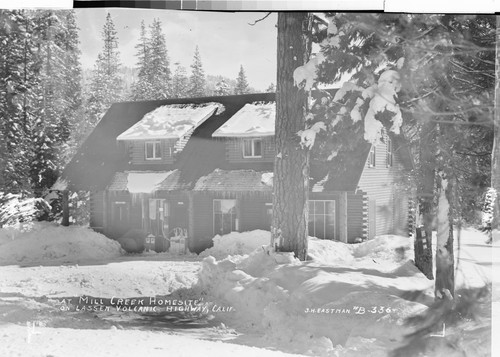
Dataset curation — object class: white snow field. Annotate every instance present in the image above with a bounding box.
[0,224,494,357]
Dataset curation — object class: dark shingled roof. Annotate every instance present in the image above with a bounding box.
[61,91,412,193]
[61,93,275,191]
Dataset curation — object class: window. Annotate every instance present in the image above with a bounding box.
[368,145,376,168]
[145,141,162,160]
[242,139,262,158]
[213,199,238,235]
[308,200,336,240]
[386,137,393,167]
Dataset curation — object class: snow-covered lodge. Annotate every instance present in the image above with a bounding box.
[58,92,414,253]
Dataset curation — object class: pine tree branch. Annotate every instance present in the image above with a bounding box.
[248,13,272,26]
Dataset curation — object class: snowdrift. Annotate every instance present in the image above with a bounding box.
[195,230,490,356]
[200,230,270,259]
[0,222,123,265]
[195,235,431,356]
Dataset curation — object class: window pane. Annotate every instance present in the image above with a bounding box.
[220,199,236,214]
[326,201,335,215]
[146,143,154,158]
[315,201,325,214]
[326,214,335,240]
[214,214,223,235]
[315,215,325,239]
[254,140,262,156]
[155,142,161,158]
[214,200,221,213]
[308,201,314,215]
[243,140,252,156]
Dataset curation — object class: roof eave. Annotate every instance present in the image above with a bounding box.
[212,132,275,138]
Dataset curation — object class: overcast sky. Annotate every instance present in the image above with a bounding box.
[75,9,277,91]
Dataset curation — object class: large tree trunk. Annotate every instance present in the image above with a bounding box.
[435,177,455,299]
[271,13,312,261]
[492,16,500,235]
[415,120,436,279]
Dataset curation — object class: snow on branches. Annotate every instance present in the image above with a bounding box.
[362,70,403,143]
[293,53,326,92]
[298,121,326,149]
[296,69,403,151]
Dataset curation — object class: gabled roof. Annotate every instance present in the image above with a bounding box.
[212,102,275,138]
[116,103,223,141]
[60,91,413,194]
[61,93,275,192]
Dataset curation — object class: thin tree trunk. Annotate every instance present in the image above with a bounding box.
[271,13,312,261]
[492,16,500,235]
[62,190,70,226]
[415,120,436,279]
[435,177,455,299]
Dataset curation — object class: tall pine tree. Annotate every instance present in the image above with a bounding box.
[171,62,189,98]
[188,46,206,97]
[234,65,250,95]
[214,78,230,96]
[130,20,149,100]
[147,18,171,99]
[85,12,123,137]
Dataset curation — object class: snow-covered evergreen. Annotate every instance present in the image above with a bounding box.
[188,46,206,97]
[0,10,82,196]
[85,13,123,135]
[234,65,250,95]
[171,63,189,98]
[214,78,230,96]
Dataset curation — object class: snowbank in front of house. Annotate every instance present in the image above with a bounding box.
[200,230,271,259]
[0,222,123,265]
[194,230,491,356]
[195,247,428,356]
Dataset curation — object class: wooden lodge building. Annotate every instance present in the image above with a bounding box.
[57,92,415,253]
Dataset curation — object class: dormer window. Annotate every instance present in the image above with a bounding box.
[145,141,161,160]
[242,138,262,158]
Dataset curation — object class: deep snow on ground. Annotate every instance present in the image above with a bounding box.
[0,224,494,357]
[200,230,271,260]
[0,222,123,265]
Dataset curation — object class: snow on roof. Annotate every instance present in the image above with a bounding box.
[117,103,223,141]
[194,169,273,192]
[107,171,176,193]
[212,102,275,138]
[51,177,68,191]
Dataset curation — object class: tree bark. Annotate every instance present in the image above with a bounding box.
[271,13,312,261]
[492,16,500,234]
[415,120,436,279]
[435,177,455,299]
[61,190,70,226]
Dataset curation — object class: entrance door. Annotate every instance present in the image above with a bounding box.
[111,201,130,238]
[169,201,188,234]
[148,199,169,251]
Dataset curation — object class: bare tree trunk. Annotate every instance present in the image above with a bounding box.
[492,16,500,235]
[415,120,436,279]
[435,177,455,299]
[62,190,70,226]
[271,13,312,261]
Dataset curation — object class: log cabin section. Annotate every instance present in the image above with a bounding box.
[56,92,414,254]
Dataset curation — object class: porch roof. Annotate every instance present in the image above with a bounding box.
[107,170,188,193]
